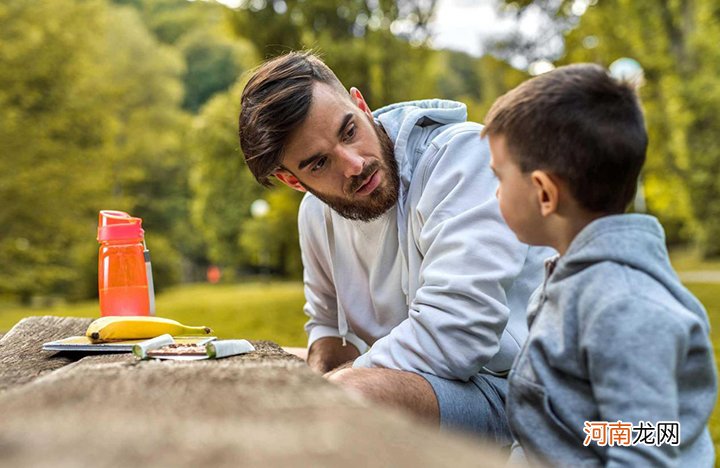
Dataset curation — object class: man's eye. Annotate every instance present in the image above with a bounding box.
[344,124,356,141]
[311,157,327,172]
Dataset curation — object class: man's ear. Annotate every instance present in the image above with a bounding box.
[530,170,559,217]
[274,169,306,192]
[349,87,372,117]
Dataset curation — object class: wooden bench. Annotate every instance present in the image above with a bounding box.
[0,316,511,467]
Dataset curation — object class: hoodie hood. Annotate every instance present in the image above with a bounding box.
[373,99,468,196]
[553,214,708,325]
[331,100,468,348]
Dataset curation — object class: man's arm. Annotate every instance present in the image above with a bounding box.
[307,337,361,374]
[353,128,531,380]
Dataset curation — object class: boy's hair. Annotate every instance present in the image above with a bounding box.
[238,51,347,187]
[482,63,647,214]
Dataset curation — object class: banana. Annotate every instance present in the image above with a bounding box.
[86,316,212,342]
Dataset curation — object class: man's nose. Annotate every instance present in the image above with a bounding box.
[338,147,364,178]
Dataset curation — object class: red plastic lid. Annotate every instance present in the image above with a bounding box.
[97,210,144,241]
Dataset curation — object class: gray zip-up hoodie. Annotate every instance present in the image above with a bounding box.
[508,214,717,467]
[299,100,549,379]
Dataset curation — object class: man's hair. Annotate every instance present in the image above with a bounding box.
[482,63,647,214]
[239,51,347,187]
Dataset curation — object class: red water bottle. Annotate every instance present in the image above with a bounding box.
[97,210,155,316]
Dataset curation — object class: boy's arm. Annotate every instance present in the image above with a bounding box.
[582,298,688,467]
[353,129,530,380]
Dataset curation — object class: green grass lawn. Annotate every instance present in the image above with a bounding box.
[684,282,720,461]
[0,281,308,346]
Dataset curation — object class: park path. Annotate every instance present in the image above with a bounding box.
[678,271,720,283]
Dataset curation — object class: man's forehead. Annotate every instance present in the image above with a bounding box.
[281,84,355,166]
[309,81,352,111]
[302,83,358,131]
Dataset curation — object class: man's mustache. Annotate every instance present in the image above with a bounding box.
[345,160,381,195]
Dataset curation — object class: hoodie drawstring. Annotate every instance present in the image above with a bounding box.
[325,205,348,346]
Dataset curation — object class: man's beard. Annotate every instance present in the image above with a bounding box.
[303,121,400,222]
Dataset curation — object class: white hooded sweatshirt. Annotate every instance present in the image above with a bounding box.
[299,99,550,381]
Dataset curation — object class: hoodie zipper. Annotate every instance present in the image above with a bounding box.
[511,256,558,375]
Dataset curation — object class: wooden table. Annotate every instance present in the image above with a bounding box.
[0,316,511,467]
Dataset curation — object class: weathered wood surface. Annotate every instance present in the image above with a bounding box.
[0,316,513,467]
[0,316,93,392]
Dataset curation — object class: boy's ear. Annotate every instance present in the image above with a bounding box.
[349,87,372,117]
[274,169,306,192]
[530,170,558,217]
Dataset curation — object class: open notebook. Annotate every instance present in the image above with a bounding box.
[42,335,216,353]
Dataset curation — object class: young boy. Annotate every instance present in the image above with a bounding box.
[482,64,717,467]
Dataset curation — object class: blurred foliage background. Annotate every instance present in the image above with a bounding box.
[1,0,719,306]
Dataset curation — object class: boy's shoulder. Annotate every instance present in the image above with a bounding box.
[550,214,706,324]
[571,260,667,305]
[563,260,709,339]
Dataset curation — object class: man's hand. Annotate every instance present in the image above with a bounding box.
[307,337,360,374]
[322,360,354,379]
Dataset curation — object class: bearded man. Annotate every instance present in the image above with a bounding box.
[238,52,549,443]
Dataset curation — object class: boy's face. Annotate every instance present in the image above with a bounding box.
[488,134,545,245]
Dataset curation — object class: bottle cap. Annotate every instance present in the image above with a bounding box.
[97,210,144,241]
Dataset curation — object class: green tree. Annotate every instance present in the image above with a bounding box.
[239,187,303,277]
[178,30,258,112]
[683,1,720,256]
[226,0,442,107]
[112,0,227,45]
[560,0,720,255]
[0,0,113,301]
[434,51,528,123]
[93,4,194,291]
[0,0,194,301]
[115,0,259,113]
[494,0,720,255]
[189,79,265,271]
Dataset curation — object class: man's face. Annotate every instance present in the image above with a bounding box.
[488,134,544,245]
[276,83,399,222]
